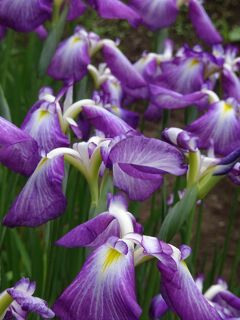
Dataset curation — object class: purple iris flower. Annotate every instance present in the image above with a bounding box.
[54,195,186,320]
[48,27,92,82]
[105,135,187,200]
[21,91,69,157]
[0,278,54,319]
[0,0,52,32]
[156,50,205,94]
[187,97,240,156]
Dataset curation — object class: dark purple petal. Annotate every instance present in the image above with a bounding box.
[82,104,135,137]
[3,156,66,227]
[103,42,146,89]
[0,0,52,32]
[222,68,240,101]
[53,240,141,320]
[158,257,222,319]
[130,0,178,30]
[68,0,87,20]
[93,0,141,27]
[188,0,222,45]
[48,29,90,82]
[21,101,69,155]
[150,294,169,319]
[56,213,119,248]
[0,117,39,176]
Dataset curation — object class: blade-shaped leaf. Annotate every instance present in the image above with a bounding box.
[0,85,11,121]
[38,5,69,77]
[159,186,198,242]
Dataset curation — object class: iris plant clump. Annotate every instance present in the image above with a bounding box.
[0,1,240,319]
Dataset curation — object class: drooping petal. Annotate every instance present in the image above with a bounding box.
[158,253,222,319]
[162,128,199,152]
[53,239,141,320]
[150,85,207,110]
[82,105,135,137]
[150,294,169,319]
[48,28,91,82]
[187,99,240,155]
[0,117,39,176]
[188,0,222,45]
[6,278,54,319]
[130,0,178,30]
[0,0,52,32]
[108,136,187,200]
[56,213,119,248]
[222,68,240,101]
[3,156,66,227]
[68,0,87,21]
[91,0,141,27]
[21,101,69,155]
[103,42,146,90]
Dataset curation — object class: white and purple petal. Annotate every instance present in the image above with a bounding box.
[82,104,136,137]
[53,239,141,320]
[0,117,39,176]
[21,101,69,155]
[108,136,187,200]
[158,57,205,94]
[158,254,222,319]
[48,28,90,82]
[187,99,240,155]
[3,156,66,227]
[6,278,54,319]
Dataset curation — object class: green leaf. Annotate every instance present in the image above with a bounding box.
[38,5,68,77]
[0,85,11,121]
[12,229,31,275]
[159,186,198,242]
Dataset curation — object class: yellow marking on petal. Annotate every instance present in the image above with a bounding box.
[72,36,81,44]
[38,109,50,121]
[36,157,48,171]
[102,248,122,272]
[189,58,199,67]
[223,102,233,113]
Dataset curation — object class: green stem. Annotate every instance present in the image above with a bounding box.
[187,151,200,188]
[0,291,13,316]
[197,175,223,199]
